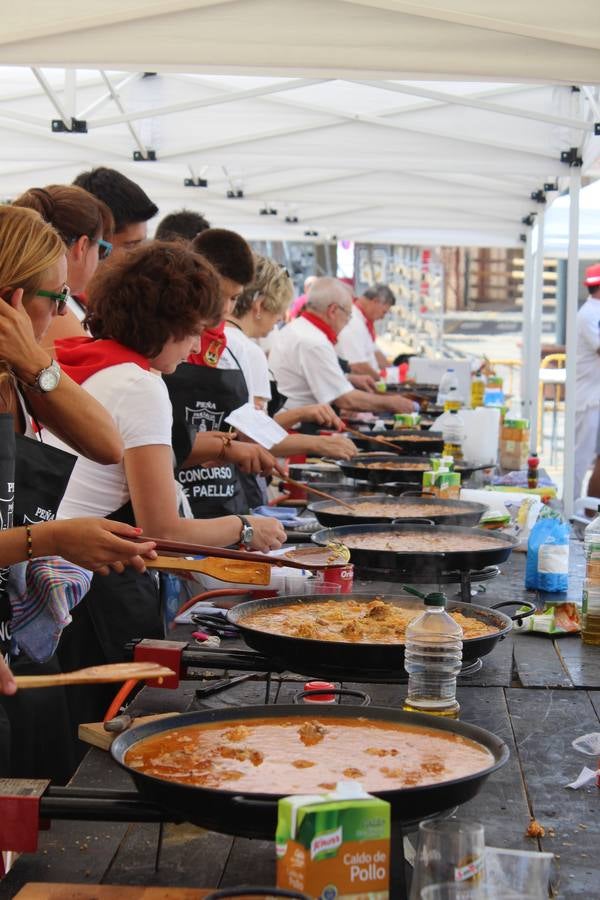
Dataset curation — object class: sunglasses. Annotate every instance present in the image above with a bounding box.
[96,238,113,260]
[37,284,71,314]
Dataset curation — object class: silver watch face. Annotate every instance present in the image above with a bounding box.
[38,361,60,392]
[242,524,254,544]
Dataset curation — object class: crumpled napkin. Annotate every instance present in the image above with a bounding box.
[566,767,598,789]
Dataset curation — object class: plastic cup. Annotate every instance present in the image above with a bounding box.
[483,847,553,899]
[409,819,486,900]
[421,885,484,900]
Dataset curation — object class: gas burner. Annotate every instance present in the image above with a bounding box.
[353,564,500,602]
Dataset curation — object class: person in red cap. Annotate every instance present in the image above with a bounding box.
[574,263,600,498]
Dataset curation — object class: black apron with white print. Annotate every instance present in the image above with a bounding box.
[164,357,250,518]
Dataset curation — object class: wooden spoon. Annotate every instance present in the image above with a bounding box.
[138,536,348,570]
[145,554,271,584]
[344,426,404,453]
[14,662,175,689]
[278,475,356,512]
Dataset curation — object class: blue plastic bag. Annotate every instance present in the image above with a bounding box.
[525,518,570,591]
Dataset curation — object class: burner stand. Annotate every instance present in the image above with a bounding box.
[354,564,501,603]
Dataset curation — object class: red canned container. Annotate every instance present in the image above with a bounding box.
[314,563,354,594]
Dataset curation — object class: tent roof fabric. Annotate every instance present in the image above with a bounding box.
[1,0,600,83]
[0,2,598,245]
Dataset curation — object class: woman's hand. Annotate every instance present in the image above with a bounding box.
[0,656,16,695]
[246,516,287,552]
[348,373,377,393]
[0,288,51,382]
[314,435,357,460]
[223,441,285,477]
[40,519,157,576]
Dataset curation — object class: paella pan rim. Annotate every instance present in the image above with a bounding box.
[111,703,509,803]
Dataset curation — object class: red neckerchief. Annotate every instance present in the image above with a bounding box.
[188,321,227,367]
[354,300,376,341]
[300,310,337,346]
[55,336,151,385]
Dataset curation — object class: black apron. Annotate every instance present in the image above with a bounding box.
[267,373,287,419]
[57,498,162,755]
[1,413,78,783]
[165,356,251,518]
[0,415,15,776]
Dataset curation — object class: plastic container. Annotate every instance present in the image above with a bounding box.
[403,591,463,718]
[441,409,466,461]
[301,681,337,703]
[484,375,504,407]
[437,368,460,406]
[527,452,540,488]
[582,515,600,645]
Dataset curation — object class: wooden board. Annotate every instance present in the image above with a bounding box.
[79,714,179,752]
[15,886,212,899]
[506,688,600,898]
[512,633,573,688]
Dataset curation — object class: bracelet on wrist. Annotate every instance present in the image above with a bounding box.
[25,524,33,560]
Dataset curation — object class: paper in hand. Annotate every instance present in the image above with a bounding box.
[225,402,288,449]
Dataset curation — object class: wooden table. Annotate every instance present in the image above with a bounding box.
[2,542,599,899]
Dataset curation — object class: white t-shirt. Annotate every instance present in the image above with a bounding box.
[576,297,600,411]
[44,363,173,519]
[223,325,272,404]
[217,328,255,400]
[336,306,378,371]
[268,316,353,409]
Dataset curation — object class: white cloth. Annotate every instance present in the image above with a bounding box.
[66,296,87,324]
[336,306,379,371]
[574,405,600,499]
[44,363,173,519]
[217,328,255,399]
[269,316,353,409]
[223,325,272,402]
[576,297,600,412]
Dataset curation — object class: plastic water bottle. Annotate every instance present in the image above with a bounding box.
[436,368,459,406]
[404,592,463,718]
[441,408,466,461]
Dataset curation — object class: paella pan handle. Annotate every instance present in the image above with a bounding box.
[399,490,436,498]
[231,794,278,812]
[490,599,536,625]
[391,518,435,526]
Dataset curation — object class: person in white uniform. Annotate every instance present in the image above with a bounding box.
[575,264,600,499]
[269,278,415,416]
[336,284,394,378]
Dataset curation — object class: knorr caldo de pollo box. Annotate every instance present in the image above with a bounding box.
[276,782,390,900]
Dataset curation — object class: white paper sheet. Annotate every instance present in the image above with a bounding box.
[225,402,288,449]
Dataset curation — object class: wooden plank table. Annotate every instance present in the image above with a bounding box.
[2,542,599,899]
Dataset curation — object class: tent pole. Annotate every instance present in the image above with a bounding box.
[528,208,545,452]
[520,228,534,416]
[562,168,581,516]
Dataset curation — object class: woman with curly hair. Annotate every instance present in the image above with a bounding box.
[47,241,285,731]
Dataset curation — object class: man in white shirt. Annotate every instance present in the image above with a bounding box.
[575,263,600,498]
[336,284,394,378]
[269,278,414,415]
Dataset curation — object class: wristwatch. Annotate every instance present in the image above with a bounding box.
[26,358,61,393]
[237,515,254,549]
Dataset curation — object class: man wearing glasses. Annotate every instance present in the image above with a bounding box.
[269,277,415,417]
[336,284,395,380]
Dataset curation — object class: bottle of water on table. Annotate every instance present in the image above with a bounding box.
[404,591,463,718]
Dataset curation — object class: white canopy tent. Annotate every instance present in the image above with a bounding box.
[0,0,599,512]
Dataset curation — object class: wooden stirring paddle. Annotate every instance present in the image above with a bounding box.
[145,554,271,584]
[278,475,356,512]
[14,662,175,689]
[137,536,348,570]
[344,426,403,453]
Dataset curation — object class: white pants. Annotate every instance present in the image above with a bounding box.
[574,405,600,499]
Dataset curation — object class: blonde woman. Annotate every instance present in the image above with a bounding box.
[225,256,357,460]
